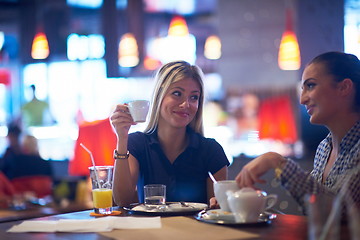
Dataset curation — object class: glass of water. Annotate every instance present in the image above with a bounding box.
[144,184,166,209]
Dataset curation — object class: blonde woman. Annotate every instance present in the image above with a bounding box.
[110,61,229,207]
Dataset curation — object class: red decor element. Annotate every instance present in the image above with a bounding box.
[69,119,117,176]
[0,172,16,196]
[0,69,10,85]
[258,96,298,144]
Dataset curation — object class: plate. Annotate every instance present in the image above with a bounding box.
[124,202,208,216]
[195,209,276,226]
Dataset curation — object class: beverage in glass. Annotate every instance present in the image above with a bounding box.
[144,184,166,208]
[89,166,114,214]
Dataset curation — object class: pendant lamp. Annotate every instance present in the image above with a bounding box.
[168,15,189,37]
[278,9,301,70]
[204,35,222,60]
[118,33,139,67]
[31,28,50,60]
[144,56,161,70]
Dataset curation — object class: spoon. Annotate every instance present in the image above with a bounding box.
[208,171,217,183]
[180,202,194,208]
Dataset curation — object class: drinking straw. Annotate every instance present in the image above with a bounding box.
[208,171,217,183]
[80,143,100,188]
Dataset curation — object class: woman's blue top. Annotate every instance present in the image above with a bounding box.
[128,127,229,204]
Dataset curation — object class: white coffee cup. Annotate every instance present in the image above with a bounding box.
[213,180,240,212]
[226,187,277,223]
[127,100,150,123]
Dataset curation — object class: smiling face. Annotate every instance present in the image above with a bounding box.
[158,78,201,130]
[300,62,343,125]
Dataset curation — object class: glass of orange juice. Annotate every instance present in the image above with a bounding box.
[89,166,114,214]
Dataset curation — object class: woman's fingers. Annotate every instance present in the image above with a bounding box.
[209,197,219,209]
[113,104,130,116]
[109,104,137,137]
[111,104,135,123]
[235,165,266,189]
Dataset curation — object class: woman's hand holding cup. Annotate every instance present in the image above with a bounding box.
[110,100,150,138]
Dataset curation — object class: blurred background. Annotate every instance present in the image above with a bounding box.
[0,0,359,214]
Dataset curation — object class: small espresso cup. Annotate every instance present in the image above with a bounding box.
[213,180,240,212]
[226,188,277,223]
[127,100,150,123]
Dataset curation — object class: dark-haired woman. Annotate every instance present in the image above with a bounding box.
[235,51,360,213]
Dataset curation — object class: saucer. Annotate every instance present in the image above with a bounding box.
[195,209,276,226]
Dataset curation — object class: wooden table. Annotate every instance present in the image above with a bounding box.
[0,203,91,223]
[0,210,351,240]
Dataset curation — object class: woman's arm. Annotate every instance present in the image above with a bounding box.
[235,152,286,189]
[112,152,139,206]
[110,104,139,207]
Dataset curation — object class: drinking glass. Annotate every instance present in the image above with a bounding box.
[89,166,114,214]
[305,193,340,240]
[144,184,166,208]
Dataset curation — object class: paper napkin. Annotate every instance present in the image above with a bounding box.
[7,216,161,233]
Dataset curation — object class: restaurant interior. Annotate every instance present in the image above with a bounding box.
[0,0,358,221]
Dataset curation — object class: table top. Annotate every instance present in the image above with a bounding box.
[0,209,351,240]
[0,203,91,223]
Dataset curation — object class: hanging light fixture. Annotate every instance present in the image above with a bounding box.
[144,56,161,70]
[31,28,50,60]
[168,15,189,37]
[118,33,139,67]
[204,35,222,60]
[278,9,301,70]
[31,31,50,59]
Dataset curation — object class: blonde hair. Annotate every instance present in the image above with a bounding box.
[144,61,205,136]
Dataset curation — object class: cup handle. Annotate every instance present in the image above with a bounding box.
[264,194,278,210]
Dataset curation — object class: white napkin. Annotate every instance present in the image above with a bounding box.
[7,216,161,233]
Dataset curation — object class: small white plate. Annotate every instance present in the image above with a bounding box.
[126,202,208,216]
[168,202,208,211]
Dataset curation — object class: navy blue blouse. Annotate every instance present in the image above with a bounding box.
[128,127,229,204]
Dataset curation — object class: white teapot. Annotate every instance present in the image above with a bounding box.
[226,188,277,223]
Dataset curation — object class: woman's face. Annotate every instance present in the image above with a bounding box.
[300,62,342,125]
[158,78,201,130]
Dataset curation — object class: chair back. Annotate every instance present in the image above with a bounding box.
[11,175,53,198]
